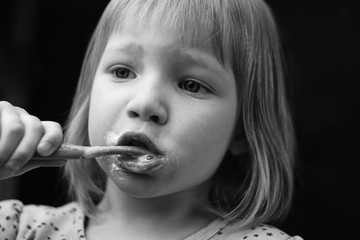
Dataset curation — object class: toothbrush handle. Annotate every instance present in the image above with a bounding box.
[31,143,152,160]
[32,143,87,160]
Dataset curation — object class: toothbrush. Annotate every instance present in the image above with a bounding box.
[31,143,156,160]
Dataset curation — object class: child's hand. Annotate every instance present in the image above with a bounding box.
[0,101,64,180]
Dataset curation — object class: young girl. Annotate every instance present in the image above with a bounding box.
[0,0,303,239]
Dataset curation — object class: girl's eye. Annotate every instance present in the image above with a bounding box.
[178,80,210,95]
[112,67,136,79]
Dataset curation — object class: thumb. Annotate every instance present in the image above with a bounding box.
[36,121,63,156]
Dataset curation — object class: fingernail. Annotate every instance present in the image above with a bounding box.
[39,141,52,155]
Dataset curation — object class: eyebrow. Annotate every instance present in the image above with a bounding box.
[185,51,226,76]
[104,43,144,56]
[103,43,227,76]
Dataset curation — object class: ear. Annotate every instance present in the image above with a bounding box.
[229,136,249,156]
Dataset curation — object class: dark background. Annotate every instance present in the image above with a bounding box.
[0,1,359,239]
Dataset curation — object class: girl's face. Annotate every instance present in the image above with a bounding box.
[88,26,238,198]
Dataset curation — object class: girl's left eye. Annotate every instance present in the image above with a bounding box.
[178,80,211,95]
[111,67,136,79]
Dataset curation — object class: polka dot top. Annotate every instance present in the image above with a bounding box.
[0,200,303,240]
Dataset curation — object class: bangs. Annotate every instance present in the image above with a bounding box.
[105,0,228,65]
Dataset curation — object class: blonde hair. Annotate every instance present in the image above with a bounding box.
[64,0,295,230]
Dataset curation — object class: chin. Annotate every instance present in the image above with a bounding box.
[97,157,168,198]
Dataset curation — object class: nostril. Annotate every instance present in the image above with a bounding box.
[149,115,160,123]
[128,110,161,123]
[128,111,139,119]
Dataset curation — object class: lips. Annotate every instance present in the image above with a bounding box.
[116,131,164,156]
[103,131,167,174]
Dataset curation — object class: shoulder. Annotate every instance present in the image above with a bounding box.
[0,199,85,240]
[216,223,304,240]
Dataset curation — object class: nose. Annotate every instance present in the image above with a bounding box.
[126,82,168,125]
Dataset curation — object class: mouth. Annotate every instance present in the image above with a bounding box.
[116,132,164,156]
[105,131,166,174]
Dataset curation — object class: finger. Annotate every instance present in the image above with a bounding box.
[14,106,29,114]
[36,121,63,156]
[0,102,25,167]
[5,114,45,173]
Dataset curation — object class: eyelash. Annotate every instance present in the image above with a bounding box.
[178,79,212,95]
[109,66,213,95]
[110,66,136,79]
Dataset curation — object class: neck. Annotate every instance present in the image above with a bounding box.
[96,179,212,225]
[86,179,215,240]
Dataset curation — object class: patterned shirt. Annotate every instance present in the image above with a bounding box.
[0,200,303,240]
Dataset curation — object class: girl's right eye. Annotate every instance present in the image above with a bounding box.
[111,66,136,79]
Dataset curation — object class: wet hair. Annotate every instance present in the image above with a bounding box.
[64,0,295,229]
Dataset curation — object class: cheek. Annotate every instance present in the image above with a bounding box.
[173,98,237,176]
[163,108,236,193]
[184,96,236,148]
[88,81,121,146]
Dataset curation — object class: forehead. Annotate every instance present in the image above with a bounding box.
[104,0,226,64]
[103,30,229,77]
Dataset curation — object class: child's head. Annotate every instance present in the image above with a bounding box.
[64,0,294,229]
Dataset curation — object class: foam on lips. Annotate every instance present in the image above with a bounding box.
[104,131,166,173]
[105,131,121,146]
